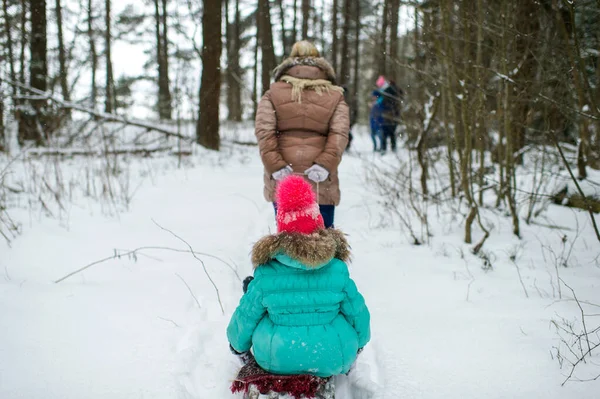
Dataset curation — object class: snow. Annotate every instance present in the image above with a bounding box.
[1,126,600,398]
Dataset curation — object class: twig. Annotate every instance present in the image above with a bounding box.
[54,246,240,284]
[158,316,180,327]
[549,132,600,243]
[175,273,202,310]
[560,278,592,356]
[152,220,225,314]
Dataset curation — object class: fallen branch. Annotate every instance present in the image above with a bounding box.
[54,245,240,284]
[549,132,600,242]
[5,77,192,141]
[152,220,225,314]
[176,273,202,310]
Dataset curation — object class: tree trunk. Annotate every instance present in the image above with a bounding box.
[378,0,390,76]
[226,0,242,121]
[476,0,485,206]
[339,0,351,85]
[331,0,338,72]
[253,7,259,117]
[155,0,172,120]
[388,0,399,82]
[105,0,115,114]
[301,0,309,39]
[197,0,222,150]
[259,0,276,95]
[55,0,70,105]
[161,0,172,119]
[0,78,4,151]
[19,0,27,85]
[352,0,360,101]
[292,0,298,45]
[2,0,17,99]
[27,0,48,144]
[88,0,98,108]
[276,0,287,56]
[17,0,27,139]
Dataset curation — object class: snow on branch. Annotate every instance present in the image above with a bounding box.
[4,77,192,141]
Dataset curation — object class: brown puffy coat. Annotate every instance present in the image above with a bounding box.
[255,57,350,206]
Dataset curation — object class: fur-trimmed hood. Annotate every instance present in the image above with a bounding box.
[251,229,351,269]
[279,75,344,103]
[273,57,337,84]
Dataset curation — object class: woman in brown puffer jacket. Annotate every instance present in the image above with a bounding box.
[255,41,350,228]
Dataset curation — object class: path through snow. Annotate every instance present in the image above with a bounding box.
[1,131,599,398]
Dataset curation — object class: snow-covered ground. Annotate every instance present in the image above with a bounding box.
[1,127,599,398]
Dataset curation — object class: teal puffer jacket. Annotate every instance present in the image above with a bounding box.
[227,229,370,377]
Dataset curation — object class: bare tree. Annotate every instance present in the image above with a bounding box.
[301,0,309,39]
[55,0,70,105]
[88,0,98,108]
[225,0,242,121]
[25,0,48,144]
[258,0,276,95]
[339,0,351,85]
[331,0,338,71]
[291,0,298,45]
[154,0,172,120]
[196,0,222,150]
[104,0,115,113]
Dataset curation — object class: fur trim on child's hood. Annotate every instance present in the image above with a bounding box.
[251,228,351,269]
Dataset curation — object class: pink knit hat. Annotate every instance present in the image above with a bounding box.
[276,175,324,235]
[376,75,389,90]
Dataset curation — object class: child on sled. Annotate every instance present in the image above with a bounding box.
[227,175,371,397]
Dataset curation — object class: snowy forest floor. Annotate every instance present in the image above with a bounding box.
[1,126,599,399]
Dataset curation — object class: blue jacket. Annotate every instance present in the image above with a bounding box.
[227,229,371,377]
[370,91,386,134]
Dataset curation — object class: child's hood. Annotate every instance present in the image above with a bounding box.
[251,228,351,270]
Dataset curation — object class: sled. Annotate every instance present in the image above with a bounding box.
[231,354,335,399]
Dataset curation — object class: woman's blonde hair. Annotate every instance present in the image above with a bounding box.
[289,41,320,58]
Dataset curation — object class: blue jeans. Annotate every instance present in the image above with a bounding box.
[273,203,335,228]
[381,125,397,152]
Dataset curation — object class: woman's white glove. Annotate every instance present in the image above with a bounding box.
[306,164,329,183]
[272,165,293,181]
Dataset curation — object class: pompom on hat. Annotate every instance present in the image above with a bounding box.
[275,175,324,235]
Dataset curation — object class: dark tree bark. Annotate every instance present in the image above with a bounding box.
[19,0,27,86]
[253,6,259,117]
[258,0,276,95]
[331,0,338,71]
[301,0,309,39]
[154,0,172,120]
[225,0,242,121]
[228,0,242,121]
[30,0,47,95]
[352,0,360,100]
[292,0,298,45]
[196,0,222,150]
[26,0,48,143]
[105,0,115,113]
[378,0,390,76]
[2,0,17,99]
[55,0,70,104]
[160,0,172,119]
[88,0,98,108]
[339,0,351,85]
[389,0,399,81]
[0,80,4,151]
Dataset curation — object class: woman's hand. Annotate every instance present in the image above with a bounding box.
[272,165,293,181]
[306,164,329,182]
